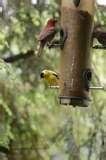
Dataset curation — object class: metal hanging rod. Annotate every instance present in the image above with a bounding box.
[49,86,105,90]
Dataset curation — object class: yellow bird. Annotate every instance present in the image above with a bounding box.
[40,69,62,86]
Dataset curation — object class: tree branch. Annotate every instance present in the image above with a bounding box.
[93,45,106,49]
[3,50,35,63]
[99,130,105,160]
[98,5,106,12]
[92,24,106,48]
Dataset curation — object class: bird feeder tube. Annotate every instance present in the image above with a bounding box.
[59,0,95,107]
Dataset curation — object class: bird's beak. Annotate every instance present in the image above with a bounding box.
[40,73,44,78]
[55,19,58,23]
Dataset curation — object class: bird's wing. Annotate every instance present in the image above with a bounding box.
[52,73,59,79]
[39,27,56,41]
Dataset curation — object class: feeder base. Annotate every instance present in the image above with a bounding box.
[59,96,90,107]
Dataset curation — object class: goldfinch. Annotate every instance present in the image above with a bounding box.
[40,69,62,86]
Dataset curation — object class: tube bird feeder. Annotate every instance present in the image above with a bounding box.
[59,0,95,107]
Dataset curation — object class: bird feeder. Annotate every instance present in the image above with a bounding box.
[59,0,95,107]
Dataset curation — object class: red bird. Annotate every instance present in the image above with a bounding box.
[38,18,57,56]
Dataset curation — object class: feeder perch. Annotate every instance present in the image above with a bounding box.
[59,0,95,107]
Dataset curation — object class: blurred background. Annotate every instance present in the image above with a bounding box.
[0,0,105,160]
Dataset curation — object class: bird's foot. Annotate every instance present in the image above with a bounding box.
[47,40,63,49]
[47,28,68,49]
[49,85,59,89]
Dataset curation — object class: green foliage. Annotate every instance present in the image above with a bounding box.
[0,59,19,148]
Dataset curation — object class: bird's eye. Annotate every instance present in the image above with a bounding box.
[40,73,44,78]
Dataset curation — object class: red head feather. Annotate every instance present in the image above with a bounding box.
[46,18,57,27]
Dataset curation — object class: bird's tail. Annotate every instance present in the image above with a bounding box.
[37,43,44,57]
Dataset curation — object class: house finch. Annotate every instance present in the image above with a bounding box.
[38,18,57,56]
[40,69,63,87]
